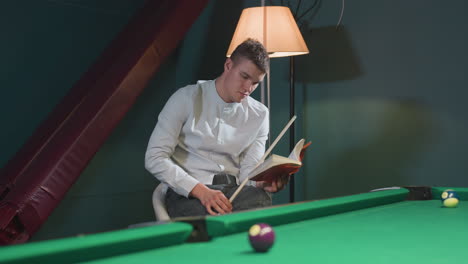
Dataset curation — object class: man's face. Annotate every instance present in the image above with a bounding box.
[222,57,266,103]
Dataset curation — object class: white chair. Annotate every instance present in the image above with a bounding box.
[152,183,170,221]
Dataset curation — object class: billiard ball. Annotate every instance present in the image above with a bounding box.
[248,223,275,252]
[441,189,459,208]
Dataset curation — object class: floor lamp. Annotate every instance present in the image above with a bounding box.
[226,6,309,203]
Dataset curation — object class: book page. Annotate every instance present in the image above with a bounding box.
[288,139,305,161]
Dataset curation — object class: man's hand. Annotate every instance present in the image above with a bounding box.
[190,183,233,215]
[256,174,290,193]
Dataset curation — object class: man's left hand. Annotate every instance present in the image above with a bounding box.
[256,174,290,193]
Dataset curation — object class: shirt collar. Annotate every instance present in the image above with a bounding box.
[209,79,239,110]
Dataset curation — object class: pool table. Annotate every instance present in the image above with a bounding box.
[1,187,467,264]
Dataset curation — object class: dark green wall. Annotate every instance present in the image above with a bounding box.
[1,0,468,241]
[1,0,147,241]
[297,0,468,200]
[0,0,145,169]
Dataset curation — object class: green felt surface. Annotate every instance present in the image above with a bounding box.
[0,222,192,264]
[84,198,468,264]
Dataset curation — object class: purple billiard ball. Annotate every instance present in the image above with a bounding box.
[248,223,275,252]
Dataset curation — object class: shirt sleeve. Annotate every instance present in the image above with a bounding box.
[144,88,199,197]
[238,109,269,185]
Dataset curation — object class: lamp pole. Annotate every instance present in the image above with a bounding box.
[289,56,295,203]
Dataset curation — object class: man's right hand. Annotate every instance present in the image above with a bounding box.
[189,183,232,215]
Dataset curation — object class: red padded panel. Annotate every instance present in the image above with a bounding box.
[0,0,209,244]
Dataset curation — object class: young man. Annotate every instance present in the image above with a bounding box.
[145,39,289,218]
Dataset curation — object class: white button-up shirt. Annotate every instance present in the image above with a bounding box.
[145,80,269,197]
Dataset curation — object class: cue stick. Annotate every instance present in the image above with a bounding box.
[229,115,297,203]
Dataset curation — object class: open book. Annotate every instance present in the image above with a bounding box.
[249,139,312,182]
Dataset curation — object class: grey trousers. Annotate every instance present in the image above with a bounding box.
[165,174,272,218]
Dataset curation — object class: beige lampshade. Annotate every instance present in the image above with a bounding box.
[226,6,309,58]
